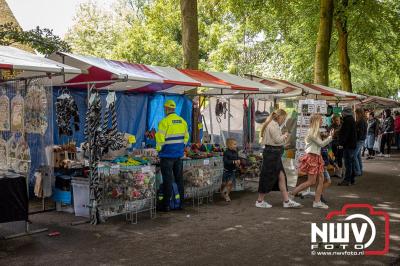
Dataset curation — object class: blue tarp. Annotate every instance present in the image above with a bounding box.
[53,87,149,149]
[147,94,192,133]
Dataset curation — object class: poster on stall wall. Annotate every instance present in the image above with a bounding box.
[0,137,8,169]
[0,94,10,131]
[24,85,48,135]
[10,94,24,132]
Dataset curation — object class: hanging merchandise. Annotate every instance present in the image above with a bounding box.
[6,133,30,173]
[242,98,249,148]
[24,84,48,135]
[16,135,30,173]
[10,90,25,132]
[215,98,228,123]
[106,92,124,151]
[56,89,80,136]
[0,136,8,169]
[249,98,255,144]
[84,89,103,224]
[0,89,10,131]
[255,100,269,124]
[99,92,124,155]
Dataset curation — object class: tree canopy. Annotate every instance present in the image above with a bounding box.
[0,22,70,55]
[65,0,400,98]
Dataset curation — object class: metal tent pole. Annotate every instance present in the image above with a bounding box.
[228,98,231,138]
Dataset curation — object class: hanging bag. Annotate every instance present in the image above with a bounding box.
[255,100,269,123]
[373,134,382,152]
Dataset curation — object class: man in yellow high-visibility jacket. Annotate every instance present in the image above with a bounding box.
[156,100,189,211]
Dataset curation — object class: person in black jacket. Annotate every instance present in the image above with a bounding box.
[380,109,395,157]
[338,107,357,186]
[221,138,240,202]
[354,108,368,176]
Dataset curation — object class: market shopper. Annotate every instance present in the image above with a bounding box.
[156,100,189,212]
[366,112,379,159]
[329,115,343,178]
[354,108,367,176]
[221,138,240,202]
[394,111,400,150]
[380,109,395,157]
[338,107,357,186]
[290,114,333,209]
[256,109,302,209]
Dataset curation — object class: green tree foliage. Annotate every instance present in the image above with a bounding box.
[0,22,70,55]
[65,0,399,98]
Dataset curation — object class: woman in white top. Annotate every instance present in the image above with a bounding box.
[256,109,302,209]
[290,113,333,209]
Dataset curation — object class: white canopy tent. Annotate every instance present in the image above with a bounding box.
[0,46,81,80]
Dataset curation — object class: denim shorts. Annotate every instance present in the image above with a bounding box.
[223,170,236,183]
[323,169,331,181]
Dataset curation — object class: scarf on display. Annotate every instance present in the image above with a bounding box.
[56,89,80,136]
[242,98,255,149]
[84,89,102,224]
[99,92,124,154]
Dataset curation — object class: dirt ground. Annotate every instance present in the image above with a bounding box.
[1,152,400,266]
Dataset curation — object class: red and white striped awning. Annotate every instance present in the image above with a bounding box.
[48,52,279,94]
[357,95,400,108]
[246,74,365,101]
[0,46,81,78]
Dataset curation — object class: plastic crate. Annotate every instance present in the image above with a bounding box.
[71,180,90,218]
[52,188,72,204]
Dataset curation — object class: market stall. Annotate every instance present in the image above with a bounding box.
[0,46,81,238]
[45,52,279,224]
[244,75,366,194]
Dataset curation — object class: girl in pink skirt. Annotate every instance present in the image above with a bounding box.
[290,114,334,209]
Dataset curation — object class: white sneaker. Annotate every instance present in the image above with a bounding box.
[384,154,391,158]
[255,201,272,208]
[283,199,302,208]
[313,201,329,209]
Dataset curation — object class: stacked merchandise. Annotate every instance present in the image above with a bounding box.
[184,143,223,159]
[98,164,156,221]
[235,153,263,191]
[295,99,328,166]
[182,157,223,200]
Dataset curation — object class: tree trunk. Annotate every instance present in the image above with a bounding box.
[314,0,334,85]
[335,0,352,92]
[180,0,199,70]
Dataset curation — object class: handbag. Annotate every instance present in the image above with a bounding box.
[373,135,381,151]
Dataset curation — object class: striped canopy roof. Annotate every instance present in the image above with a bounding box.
[48,52,279,94]
[0,46,81,78]
[246,74,365,101]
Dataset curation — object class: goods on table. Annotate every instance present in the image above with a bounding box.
[98,164,156,218]
[185,143,223,159]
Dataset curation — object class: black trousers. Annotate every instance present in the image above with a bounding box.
[160,158,184,208]
[380,133,393,155]
[331,140,343,168]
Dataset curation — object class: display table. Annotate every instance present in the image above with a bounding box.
[0,174,28,223]
[0,172,48,239]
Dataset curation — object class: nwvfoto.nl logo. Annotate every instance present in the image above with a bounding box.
[310,204,390,256]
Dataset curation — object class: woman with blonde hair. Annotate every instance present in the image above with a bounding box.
[290,114,333,209]
[256,109,302,208]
